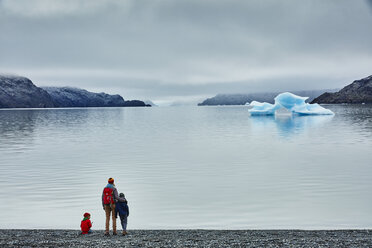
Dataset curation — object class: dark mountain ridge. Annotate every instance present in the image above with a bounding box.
[43,86,128,107]
[0,75,149,108]
[0,75,54,108]
[311,75,372,104]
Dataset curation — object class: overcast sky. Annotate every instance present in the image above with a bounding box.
[1,0,372,104]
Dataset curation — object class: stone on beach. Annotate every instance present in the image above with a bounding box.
[1,230,371,248]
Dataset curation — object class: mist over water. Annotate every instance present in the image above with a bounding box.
[0,105,372,229]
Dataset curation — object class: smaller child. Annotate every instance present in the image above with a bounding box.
[115,193,129,235]
[80,212,92,234]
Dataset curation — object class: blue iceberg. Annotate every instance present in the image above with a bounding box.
[248,101,280,115]
[248,92,334,116]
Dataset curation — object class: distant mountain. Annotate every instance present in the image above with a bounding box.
[198,90,337,106]
[0,74,150,108]
[42,87,125,107]
[0,75,54,108]
[123,100,150,107]
[144,100,157,107]
[42,87,150,107]
[311,75,372,104]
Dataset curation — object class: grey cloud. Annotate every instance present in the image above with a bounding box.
[1,0,372,103]
[0,0,130,17]
[367,0,372,9]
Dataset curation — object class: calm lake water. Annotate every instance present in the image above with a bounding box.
[0,105,372,229]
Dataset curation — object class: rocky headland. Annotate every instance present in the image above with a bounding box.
[0,75,54,108]
[1,229,371,247]
[0,75,150,108]
[311,75,372,104]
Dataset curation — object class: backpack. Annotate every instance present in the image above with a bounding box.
[103,187,114,205]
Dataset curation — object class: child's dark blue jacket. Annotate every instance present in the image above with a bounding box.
[115,201,129,218]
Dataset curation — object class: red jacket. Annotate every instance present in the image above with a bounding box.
[80,219,92,234]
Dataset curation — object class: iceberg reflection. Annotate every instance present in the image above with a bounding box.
[250,114,334,137]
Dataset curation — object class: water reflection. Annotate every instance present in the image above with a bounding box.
[249,114,334,137]
[328,104,372,134]
[0,106,371,229]
[0,110,37,151]
[0,108,120,152]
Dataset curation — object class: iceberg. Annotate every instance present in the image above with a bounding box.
[248,101,281,115]
[248,92,334,116]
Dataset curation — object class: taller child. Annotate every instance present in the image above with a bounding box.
[102,177,126,235]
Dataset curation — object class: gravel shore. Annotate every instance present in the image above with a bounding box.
[1,229,372,247]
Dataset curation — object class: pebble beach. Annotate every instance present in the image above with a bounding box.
[1,229,372,247]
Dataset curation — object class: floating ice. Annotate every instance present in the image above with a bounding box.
[248,101,280,115]
[248,92,334,116]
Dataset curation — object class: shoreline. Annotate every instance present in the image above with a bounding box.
[1,229,371,247]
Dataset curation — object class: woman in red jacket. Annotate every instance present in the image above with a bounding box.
[80,212,92,234]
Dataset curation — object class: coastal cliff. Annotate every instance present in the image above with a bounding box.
[311,75,372,104]
[0,75,150,108]
[0,75,54,108]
